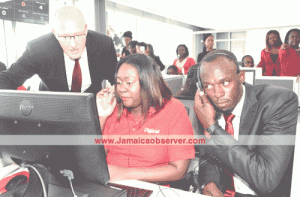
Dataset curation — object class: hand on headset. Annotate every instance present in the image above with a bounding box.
[194,89,216,134]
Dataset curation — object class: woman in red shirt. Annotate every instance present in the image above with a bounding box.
[279,28,300,77]
[97,54,195,182]
[173,44,195,74]
[257,30,283,76]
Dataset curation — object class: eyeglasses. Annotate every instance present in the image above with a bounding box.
[244,61,254,64]
[57,32,86,42]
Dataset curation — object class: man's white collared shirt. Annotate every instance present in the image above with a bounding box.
[218,85,257,195]
[64,47,91,92]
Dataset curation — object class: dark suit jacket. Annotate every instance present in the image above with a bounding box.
[198,83,298,197]
[0,61,6,72]
[0,30,117,96]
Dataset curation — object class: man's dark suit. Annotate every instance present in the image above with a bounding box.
[198,83,298,197]
[0,30,117,95]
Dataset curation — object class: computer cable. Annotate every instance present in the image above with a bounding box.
[156,185,180,197]
[60,169,78,197]
[21,163,47,197]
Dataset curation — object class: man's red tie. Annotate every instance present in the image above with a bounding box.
[71,59,82,92]
[224,113,235,197]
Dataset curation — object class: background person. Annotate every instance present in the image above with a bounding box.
[173,44,195,74]
[241,55,254,67]
[257,30,282,76]
[166,65,179,75]
[128,41,138,55]
[197,33,215,63]
[177,64,199,97]
[146,44,165,71]
[136,42,147,54]
[97,54,195,182]
[120,31,132,58]
[279,28,300,77]
[0,6,117,94]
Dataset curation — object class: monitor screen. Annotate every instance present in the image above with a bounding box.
[0,90,109,185]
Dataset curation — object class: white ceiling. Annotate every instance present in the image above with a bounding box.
[109,0,300,31]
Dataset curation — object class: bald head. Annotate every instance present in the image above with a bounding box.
[52,6,86,34]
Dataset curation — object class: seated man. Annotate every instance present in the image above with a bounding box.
[194,50,297,197]
[241,55,254,67]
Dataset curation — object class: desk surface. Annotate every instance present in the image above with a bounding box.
[113,180,208,197]
[0,164,208,197]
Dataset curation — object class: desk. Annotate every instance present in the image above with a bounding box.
[113,180,208,197]
[0,164,208,197]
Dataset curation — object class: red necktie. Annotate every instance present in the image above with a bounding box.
[224,114,235,197]
[71,59,82,92]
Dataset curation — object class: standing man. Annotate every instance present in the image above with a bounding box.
[0,6,117,94]
[194,50,297,197]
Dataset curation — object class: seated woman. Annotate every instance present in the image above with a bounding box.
[167,65,179,75]
[97,54,195,182]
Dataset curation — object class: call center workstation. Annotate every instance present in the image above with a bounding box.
[0,0,300,197]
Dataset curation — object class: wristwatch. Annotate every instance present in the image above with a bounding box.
[204,123,220,135]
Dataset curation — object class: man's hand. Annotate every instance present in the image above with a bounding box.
[194,90,216,130]
[203,182,224,197]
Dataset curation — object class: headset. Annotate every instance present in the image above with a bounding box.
[196,51,239,94]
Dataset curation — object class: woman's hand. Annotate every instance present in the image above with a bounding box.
[281,43,290,50]
[96,85,117,119]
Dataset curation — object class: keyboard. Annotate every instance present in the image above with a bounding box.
[107,182,153,197]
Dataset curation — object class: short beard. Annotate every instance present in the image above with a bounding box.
[211,102,234,120]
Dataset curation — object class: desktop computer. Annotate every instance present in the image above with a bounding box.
[0,90,126,197]
[164,75,184,95]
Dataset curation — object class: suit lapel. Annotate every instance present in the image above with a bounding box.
[239,83,259,137]
[48,34,69,91]
[86,31,98,87]
[54,45,69,91]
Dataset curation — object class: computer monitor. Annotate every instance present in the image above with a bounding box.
[164,75,184,95]
[240,67,263,85]
[0,90,109,186]
[255,76,298,93]
[240,67,263,77]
